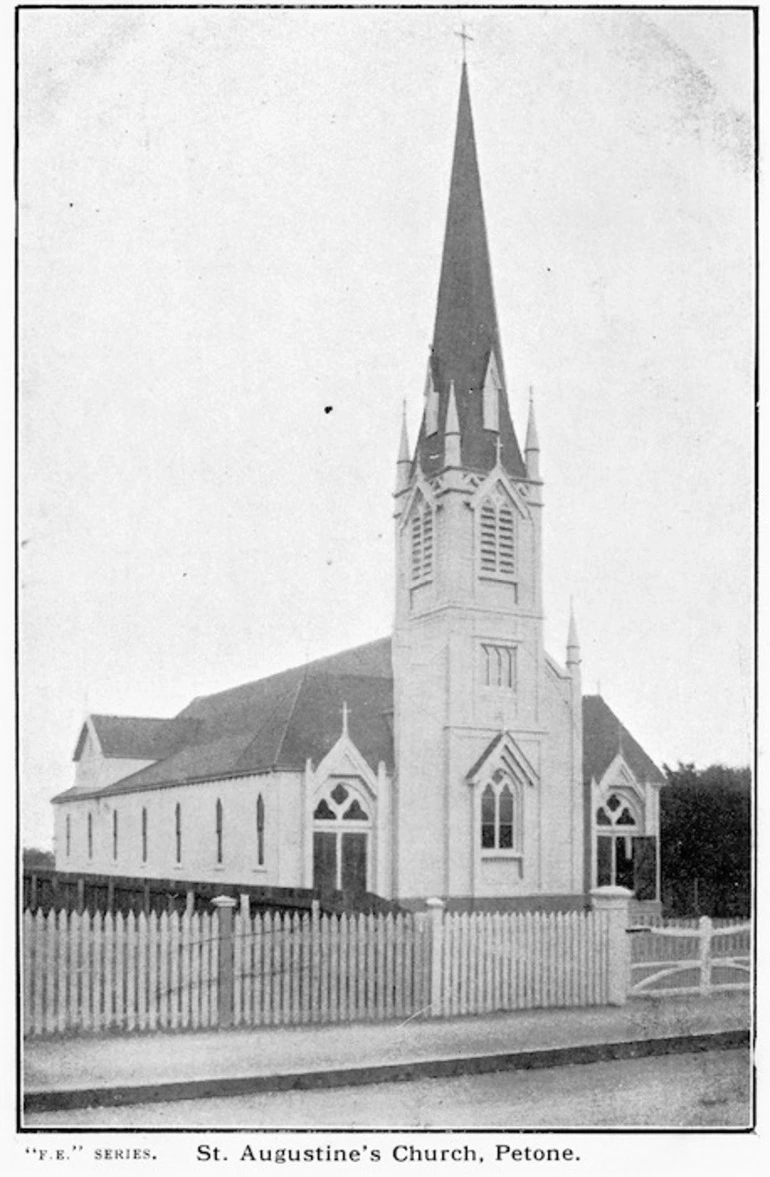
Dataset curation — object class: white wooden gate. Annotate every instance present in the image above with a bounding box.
[628,916,750,997]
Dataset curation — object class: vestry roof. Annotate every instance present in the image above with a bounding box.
[582,695,665,786]
[56,642,662,803]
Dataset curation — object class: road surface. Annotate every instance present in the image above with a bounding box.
[26,1047,751,1129]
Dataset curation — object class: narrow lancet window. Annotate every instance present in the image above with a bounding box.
[175,803,182,865]
[256,794,265,866]
[215,799,223,865]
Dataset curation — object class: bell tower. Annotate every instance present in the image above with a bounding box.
[391,63,572,908]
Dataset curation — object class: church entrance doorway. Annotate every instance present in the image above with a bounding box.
[313,830,367,895]
[312,781,371,896]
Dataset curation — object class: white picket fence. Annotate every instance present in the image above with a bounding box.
[23,903,613,1037]
[232,909,429,1028]
[23,908,219,1037]
[628,916,751,997]
[432,909,610,1017]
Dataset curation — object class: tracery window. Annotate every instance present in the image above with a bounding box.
[480,774,522,853]
[595,785,658,900]
[312,781,371,894]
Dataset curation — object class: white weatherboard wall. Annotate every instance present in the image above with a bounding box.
[71,728,154,795]
[53,773,304,887]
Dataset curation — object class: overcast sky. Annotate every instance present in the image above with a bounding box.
[19,6,754,848]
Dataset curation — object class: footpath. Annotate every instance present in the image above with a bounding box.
[24,992,750,1116]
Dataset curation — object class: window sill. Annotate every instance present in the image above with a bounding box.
[481,850,523,860]
[479,575,518,587]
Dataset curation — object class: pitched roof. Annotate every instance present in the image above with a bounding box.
[582,695,665,786]
[56,643,662,802]
[76,715,200,762]
[54,638,394,801]
[415,63,526,481]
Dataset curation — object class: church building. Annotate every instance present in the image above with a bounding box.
[52,64,665,914]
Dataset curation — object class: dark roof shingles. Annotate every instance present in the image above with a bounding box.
[60,640,662,800]
[582,695,664,786]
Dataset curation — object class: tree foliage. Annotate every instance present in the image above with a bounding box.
[23,846,55,870]
[660,763,751,918]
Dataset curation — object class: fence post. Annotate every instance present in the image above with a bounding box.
[698,915,713,995]
[426,898,445,1017]
[590,886,632,1005]
[211,895,237,1029]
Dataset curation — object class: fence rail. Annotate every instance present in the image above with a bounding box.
[628,916,751,997]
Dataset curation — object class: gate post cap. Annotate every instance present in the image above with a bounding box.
[589,886,634,910]
[425,897,445,910]
[211,894,237,908]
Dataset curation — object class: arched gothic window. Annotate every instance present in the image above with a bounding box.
[87,812,93,860]
[479,490,515,580]
[256,794,265,867]
[65,814,71,858]
[175,803,182,865]
[141,807,148,864]
[312,781,371,895]
[410,494,434,585]
[112,809,119,861]
[595,792,639,890]
[480,775,522,853]
[215,799,223,865]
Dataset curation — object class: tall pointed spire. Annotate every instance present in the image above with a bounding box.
[415,63,526,480]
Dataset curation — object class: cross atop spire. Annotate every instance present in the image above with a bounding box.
[454,23,474,62]
[341,701,349,738]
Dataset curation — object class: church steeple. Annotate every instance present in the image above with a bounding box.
[415,63,526,481]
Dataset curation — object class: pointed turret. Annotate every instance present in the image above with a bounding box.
[525,387,540,480]
[414,64,526,480]
[567,602,581,669]
[445,382,461,467]
[395,403,411,495]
